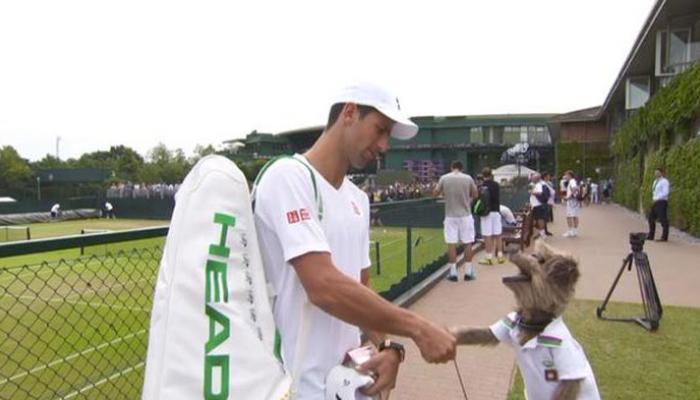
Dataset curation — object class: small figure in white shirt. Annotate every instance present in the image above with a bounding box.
[104,201,115,219]
[50,203,61,219]
[648,167,670,242]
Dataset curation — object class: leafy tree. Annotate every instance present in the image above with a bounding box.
[142,143,192,183]
[32,154,72,169]
[0,146,33,196]
[191,144,217,164]
[70,145,145,182]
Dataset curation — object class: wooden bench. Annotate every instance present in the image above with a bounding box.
[502,207,534,251]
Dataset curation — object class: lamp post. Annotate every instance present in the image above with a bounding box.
[36,176,41,201]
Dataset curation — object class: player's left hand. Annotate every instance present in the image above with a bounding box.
[356,347,401,397]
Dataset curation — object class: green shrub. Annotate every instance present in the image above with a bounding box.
[612,62,700,236]
[613,153,642,211]
[612,63,700,157]
[556,142,612,179]
[665,138,700,235]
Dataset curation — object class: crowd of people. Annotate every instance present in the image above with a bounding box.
[105,182,181,199]
[363,181,435,203]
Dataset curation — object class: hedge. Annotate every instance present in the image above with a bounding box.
[612,153,642,211]
[612,62,700,237]
[556,142,612,179]
[612,63,700,157]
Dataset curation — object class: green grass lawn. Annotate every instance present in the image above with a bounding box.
[0,220,447,399]
[507,300,700,399]
[0,219,168,268]
[0,219,168,398]
[369,226,445,292]
[1,245,160,399]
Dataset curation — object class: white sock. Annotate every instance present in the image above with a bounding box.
[449,263,457,276]
[497,251,503,258]
[466,262,475,277]
[486,253,493,259]
[539,229,545,237]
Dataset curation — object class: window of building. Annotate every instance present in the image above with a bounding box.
[469,127,484,144]
[491,126,504,144]
[503,126,520,145]
[529,126,551,144]
[626,76,651,110]
[656,28,691,75]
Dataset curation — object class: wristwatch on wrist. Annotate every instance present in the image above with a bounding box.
[378,339,405,362]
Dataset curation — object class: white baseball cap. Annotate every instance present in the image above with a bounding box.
[331,82,419,140]
[325,365,378,400]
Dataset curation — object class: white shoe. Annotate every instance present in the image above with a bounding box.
[562,231,572,238]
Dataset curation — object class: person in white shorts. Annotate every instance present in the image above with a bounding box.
[433,161,478,281]
[563,170,581,237]
[477,167,504,265]
[254,82,456,399]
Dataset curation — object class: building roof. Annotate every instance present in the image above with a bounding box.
[549,106,602,123]
[411,113,557,129]
[601,0,700,113]
[276,125,325,137]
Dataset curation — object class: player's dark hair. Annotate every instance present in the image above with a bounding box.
[451,161,463,171]
[326,103,376,128]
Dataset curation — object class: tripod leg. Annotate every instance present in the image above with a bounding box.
[635,252,662,329]
[597,254,633,318]
[642,253,663,318]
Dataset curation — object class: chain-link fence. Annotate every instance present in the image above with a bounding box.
[0,194,530,399]
[0,230,166,400]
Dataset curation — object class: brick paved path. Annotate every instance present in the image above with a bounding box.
[390,203,700,399]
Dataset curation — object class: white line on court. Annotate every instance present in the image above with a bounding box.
[0,329,147,386]
[13,294,150,313]
[59,361,145,399]
[0,246,161,284]
[2,276,151,310]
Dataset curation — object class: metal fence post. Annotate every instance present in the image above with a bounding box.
[374,241,381,275]
[406,225,412,276]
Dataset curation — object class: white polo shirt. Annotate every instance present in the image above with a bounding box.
[254,154,370,400]
[530,182,544,208]
[490,312,601,400]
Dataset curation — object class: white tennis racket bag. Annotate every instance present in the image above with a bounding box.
[143,155,292,400]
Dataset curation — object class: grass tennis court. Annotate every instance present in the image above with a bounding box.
[1,219,168,399]
[369,226,444,292]
[0,219,445,399]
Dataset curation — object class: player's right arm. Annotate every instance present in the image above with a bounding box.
[291,251,456,363]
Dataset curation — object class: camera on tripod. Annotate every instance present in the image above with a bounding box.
[629,232,647,252]
[597,231,662,331]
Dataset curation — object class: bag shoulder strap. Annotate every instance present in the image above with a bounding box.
[252,155,324,221]
[252,155,320,397]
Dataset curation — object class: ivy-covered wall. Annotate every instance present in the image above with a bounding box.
[612,63,700,236]
[556,142,612,179]
[612,153,642,211]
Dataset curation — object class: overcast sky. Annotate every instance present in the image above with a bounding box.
[0,0,656,161]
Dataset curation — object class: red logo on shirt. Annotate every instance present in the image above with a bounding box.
[287,208,311,224]
[286,210,300,224]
